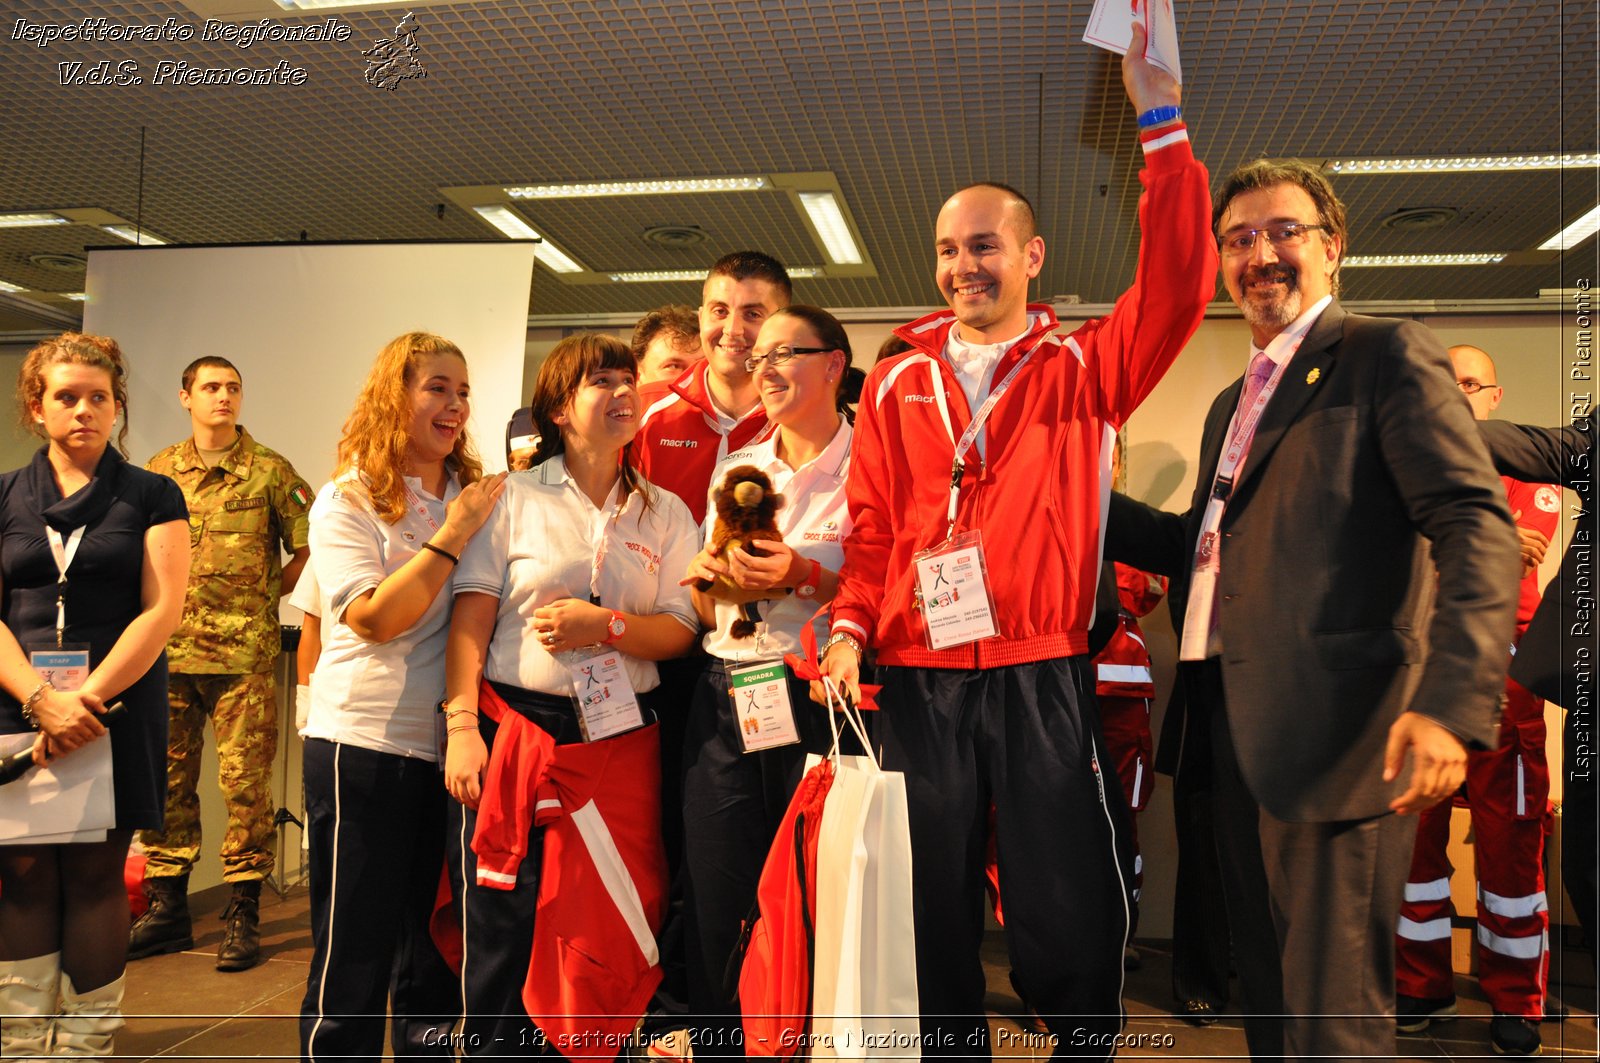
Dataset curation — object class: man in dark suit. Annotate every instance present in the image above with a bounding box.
[1479,415,1599,984]
[1112,158,1520,1059]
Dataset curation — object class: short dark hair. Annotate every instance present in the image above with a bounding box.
[705,251,793,303]
[1213,159,1349,292]
[630,304,699,359]
[181,356,241,393]
[768,304,856,419]
[953,182,1037,241]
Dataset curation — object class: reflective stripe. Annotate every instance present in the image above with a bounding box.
[1096,663,1154,684]
[833,618,869,641]
[1404,877,1452,903]
[1132,758,1145,807]
[1142,128,1190,153]
[1397,916,1453,942]
[570,800,660,966]
[306,744,344,1062]
[1516,754,1526,817]
[1133,853,1144,876]
[1476,925,1547,960]
[1479,887,1548,919]
[475,867,518,886]
[535,798,563,813]
[1065,336,1086,367]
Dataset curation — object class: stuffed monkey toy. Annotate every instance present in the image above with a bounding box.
[696,464,787,637]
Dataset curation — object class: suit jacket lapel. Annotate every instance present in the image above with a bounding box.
[1233,301,1344,494]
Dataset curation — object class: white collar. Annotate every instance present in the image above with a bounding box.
[743,417,853,479]
[1252,294,1333,366]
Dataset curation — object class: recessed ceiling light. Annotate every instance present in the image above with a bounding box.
[63,292,88,301]
[1326,153,1600,175]
[797,192,864,266]
[1538,204,1600,251]
[607,267,823,284]
[0,279,25,293]
[471,206,583,273]
[101,224,168,246]
[506,177,770,199]
[1342,253,1508,268]
[0,212,69,228]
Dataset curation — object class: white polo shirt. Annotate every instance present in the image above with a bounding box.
[304,471,461,761]
[701,419,853,663]
[455,456,700,697]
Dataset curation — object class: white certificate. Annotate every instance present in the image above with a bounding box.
[1082,0,1184,84]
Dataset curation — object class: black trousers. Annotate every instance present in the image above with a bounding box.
[1168,736,1231,1010]
[299,738,458,1063]
[680,663,835,1055]
[876,658,1135,1060]
[447,684,663,1058]
[1188,658,1418,1061]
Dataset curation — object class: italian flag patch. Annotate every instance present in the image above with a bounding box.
[291,485,312,506]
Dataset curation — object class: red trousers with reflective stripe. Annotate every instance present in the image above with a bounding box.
[1098,695,1154,899]
[1396,679,1550,1017]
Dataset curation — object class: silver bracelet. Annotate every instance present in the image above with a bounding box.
[20,679,52,729]
[821,632,864,660]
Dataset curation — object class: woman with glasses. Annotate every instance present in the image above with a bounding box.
[678,305,858,1054]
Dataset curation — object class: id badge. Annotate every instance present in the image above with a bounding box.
[911,530,998,650]
[29,645,91,693]
[564,649,645,742]
[726,659,800,753]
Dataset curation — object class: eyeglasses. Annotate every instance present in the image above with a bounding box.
[744,346,833,372]
[1219,222,1329,255]
[1457,379,1500,396]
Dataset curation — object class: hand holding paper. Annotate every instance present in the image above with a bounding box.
[1084,0,1184,89]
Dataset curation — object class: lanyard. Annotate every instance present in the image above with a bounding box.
[929,348,1034,540]
[401,483,442,533]
[585,484,629,607]
[45,526,85,647]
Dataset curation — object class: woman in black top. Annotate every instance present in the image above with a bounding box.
[0,333,189,1058]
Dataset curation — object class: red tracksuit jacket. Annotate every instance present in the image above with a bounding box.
[830,136,1215,668]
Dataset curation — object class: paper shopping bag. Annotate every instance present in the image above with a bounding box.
[807,684,918,1060]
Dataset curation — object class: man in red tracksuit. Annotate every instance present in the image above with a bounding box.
[818,26,1214,1056]
[634,251,790,524]
[1395,344,1560,1056]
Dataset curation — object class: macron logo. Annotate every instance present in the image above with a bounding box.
[903,394,935,404]
[657,439,698,448]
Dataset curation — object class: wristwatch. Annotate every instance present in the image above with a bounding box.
[794,557,823,599]
[603,610,627,644]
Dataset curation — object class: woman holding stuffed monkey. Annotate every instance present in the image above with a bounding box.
[441,332,699,1055]
[678,304,858,1053]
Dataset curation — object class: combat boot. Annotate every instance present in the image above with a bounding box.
[215,880,262,972]
[127,874,193,960]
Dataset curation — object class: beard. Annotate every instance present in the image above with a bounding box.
[1238,265,1303,334]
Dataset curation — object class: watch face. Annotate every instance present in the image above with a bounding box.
[797,584,816,599]
[608,616,626,637]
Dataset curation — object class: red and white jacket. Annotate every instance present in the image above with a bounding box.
[1505,477,1559,638]
[471,685,668,1056]
[634,364,770,524]
[830,133,1214,668]
[1094,562,1168,699]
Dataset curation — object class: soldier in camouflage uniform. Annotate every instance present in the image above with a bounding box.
[131,357,312,972]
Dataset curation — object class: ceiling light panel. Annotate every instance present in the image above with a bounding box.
[0,213,69,228]
[101,225,168,246]
[1539,204,1600,251]
[471,206,584,273]
[507,177,770,199]
[1343,253,1508,267]
[798,192,864,266]
[1326,153,1600,175]
[608,267,823,284]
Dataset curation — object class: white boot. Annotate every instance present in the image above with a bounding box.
[51,971,123,1057]
[0,952,60,1061]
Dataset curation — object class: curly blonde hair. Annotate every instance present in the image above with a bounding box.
[335,332,483,523]
[17,332,131,455]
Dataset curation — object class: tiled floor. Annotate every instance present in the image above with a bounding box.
[118,884,1597,1060]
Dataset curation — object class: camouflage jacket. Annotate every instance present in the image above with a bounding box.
[147,427,312,674]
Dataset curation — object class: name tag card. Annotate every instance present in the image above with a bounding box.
[912,531,998,650]
[565,650,645,742]
[28,647,90,693]
[727,660,801,753]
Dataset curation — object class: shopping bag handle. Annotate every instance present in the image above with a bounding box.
[822,677,878,770]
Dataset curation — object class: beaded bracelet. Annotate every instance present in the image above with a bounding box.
[20,679,52,729]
